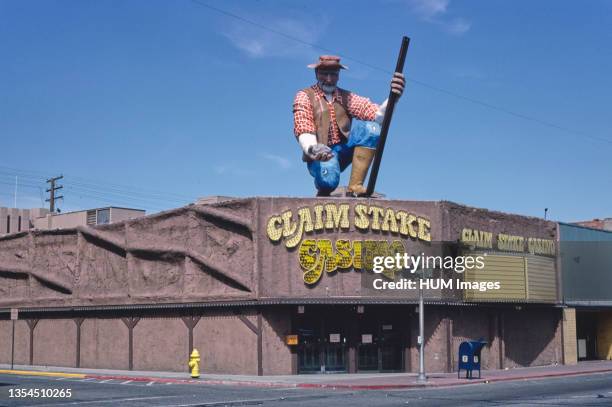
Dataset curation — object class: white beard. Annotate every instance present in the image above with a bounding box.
[318,82,336,94]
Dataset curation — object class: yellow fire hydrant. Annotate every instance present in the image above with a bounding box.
[188,349,200,378]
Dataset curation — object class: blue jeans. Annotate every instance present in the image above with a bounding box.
[307,120,380,194]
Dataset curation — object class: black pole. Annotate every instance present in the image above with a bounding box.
[365,36,410,196]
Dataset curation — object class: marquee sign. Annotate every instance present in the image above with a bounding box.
[460,228,555,255]
[266,203,432,285]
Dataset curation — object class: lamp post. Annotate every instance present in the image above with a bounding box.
[417,267,426,383]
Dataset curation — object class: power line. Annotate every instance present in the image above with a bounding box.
[190,0,612,146]
[62,186,174,210]
[0,168,196,212]
[0,167,197,205]
[66,180,188,203]
[0,166,195,201]
[0,181,40,189]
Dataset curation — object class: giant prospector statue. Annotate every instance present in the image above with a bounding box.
[293,39,408,197]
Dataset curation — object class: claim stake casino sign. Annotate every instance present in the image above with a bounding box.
[266,203,432,285]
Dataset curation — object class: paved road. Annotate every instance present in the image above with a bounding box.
[1,372,612,406]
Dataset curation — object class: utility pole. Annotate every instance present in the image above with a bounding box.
[46,175,64,213]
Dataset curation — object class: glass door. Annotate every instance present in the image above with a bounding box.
[324,342,347,372]
[296,310,348,373]
[380,329,402,371]
[357,319,404,372]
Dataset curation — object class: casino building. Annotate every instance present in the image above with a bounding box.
[0,198,570,375]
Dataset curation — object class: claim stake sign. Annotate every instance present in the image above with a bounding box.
[460,228,555,255]
[266,203,431,285]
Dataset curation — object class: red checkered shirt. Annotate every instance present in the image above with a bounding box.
[293,84,379,145]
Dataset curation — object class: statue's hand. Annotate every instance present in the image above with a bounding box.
[308,144,333,161]
[391,72,405,97]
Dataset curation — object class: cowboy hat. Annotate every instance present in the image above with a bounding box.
[307,55,348,70]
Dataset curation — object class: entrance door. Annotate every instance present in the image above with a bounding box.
[358,319,378,371]
[358,342,378,371]
[358,319,404,372]
[296,311,348,373]
[379,329,402,371]
[297,328,321,373]
[321,317,347,373]
[324,342,347,372]
[577,311,599,360]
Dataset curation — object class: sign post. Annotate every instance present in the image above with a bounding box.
[417,270,427,383]
[10,308,18,370]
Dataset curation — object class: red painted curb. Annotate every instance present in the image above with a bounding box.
[82,368,612,390]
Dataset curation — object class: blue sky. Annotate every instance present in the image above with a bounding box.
[1,0,610,222]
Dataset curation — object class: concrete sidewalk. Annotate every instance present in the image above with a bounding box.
[2,361,612,390]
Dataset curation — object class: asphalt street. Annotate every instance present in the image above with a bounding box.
[1,372,612,406]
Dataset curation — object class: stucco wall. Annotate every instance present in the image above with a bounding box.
[0,200,256,309]
[0,320,10,363]
[33,319,75,367]
[78,236,129,302]
[451,308,500,370]
[80,318,129,370]
[262,309,292,375]
[133,318,188,372]
[12,320,30,365]
[194,311,258,375]
[410,307,451,373]
[504,308,561,368]
[0,198,559,309]
[409,306,562,373]
[0,320,29,365]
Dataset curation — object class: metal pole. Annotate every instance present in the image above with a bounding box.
[11,320,15,370]
[417,268,426,383]
[365,36,410,196]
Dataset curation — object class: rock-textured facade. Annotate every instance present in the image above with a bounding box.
[0,198,566,375]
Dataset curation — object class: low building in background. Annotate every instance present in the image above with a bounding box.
[0,207,49,236]
[559,223,612,362]
[196,196,236,205]
[572,218,612,231]
[1,206,145,236]
[32,207,145,230]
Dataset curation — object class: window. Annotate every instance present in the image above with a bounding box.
[86,210,96,225]
[96,209,110,225]
[18,216,21,232]
[6,215,10,233]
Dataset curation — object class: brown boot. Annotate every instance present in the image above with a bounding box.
[347,146,376,196]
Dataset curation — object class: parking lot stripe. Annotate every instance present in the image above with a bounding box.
[33,395,191,406]
[0,369,85,378]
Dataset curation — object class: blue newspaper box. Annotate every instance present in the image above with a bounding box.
[458,340,486,379]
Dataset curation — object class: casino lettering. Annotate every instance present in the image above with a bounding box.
[266,203,432,284]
